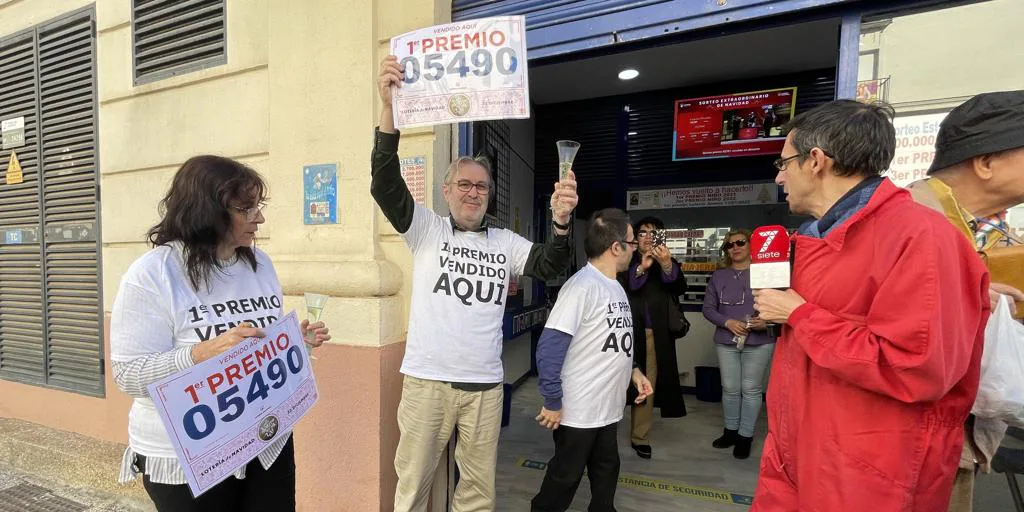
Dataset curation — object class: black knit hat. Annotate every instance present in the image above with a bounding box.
[928,90,1024,174]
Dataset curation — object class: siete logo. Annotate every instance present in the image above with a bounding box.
[757,229,779,254]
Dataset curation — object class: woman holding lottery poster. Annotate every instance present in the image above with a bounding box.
[109,156,331,511]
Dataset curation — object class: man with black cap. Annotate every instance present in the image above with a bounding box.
[906,89,1024,511]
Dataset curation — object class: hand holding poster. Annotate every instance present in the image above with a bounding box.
[390,16,530,129]
[148,312,318,497]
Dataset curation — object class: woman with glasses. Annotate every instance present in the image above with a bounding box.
[701,229,775,460]
[109,156,331,511]
[619,216,688,460]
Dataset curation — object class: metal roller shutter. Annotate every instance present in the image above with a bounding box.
[0,7,103,396]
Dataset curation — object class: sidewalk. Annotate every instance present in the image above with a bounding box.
[0,417,152,512]
[0,460,151,512]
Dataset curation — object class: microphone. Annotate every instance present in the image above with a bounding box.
[749,225,792,338]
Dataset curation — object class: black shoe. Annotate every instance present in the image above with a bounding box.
[631,443,652,459]
[712,429,738,449]
[733,435,754,459]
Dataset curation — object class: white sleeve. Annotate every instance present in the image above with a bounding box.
[544,281,591,337]
[401,203,442,253]
[507,231,535,278]
[109,276,177,363]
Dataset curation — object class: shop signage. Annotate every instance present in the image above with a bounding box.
[673,87,797,161]
[627,183,781,211]
[148,313,318,497]
[400,156,427,204]
[390,16,530,129]
[885,112,947,187]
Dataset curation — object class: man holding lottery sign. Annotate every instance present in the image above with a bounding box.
[372,31,577,510]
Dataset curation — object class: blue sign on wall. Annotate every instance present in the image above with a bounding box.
[4,230,22,244]
[303,163,338,225]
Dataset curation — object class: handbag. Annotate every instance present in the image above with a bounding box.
[667,295,690,338]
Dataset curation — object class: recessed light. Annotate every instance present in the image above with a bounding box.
[618,69,639,80]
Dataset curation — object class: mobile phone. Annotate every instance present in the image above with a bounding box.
[652,229,667,247]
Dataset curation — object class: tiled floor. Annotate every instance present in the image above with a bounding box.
[495,378,1019,512]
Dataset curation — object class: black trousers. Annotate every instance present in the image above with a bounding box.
[531,423,620,512]
[140,436,296,512]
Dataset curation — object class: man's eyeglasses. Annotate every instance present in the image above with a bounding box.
[454,180,490,195]
[620,240,639,248]
[230,202,267,221]
[723,240,748,250]
[773,150,835,171]
[773,154,802,171]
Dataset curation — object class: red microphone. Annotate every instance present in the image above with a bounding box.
[749,225,792,338]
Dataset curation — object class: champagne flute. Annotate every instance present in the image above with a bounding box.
[304,292,328,360]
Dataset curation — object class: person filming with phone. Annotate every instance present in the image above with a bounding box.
[620,216,688,460]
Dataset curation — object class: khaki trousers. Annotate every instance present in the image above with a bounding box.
[631,329,657,445]
[393,376,503,512]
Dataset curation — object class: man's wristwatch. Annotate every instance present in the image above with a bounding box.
[552,219,570,231]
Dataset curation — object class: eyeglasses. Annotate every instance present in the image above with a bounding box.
[637,231,653,238]
[230,202,267,221]
[773,149,835,171]
[719,289,746,305]
[620,240,639,248]
[723,240,748,250]
[773,154,802,171]
[454,180,490,195]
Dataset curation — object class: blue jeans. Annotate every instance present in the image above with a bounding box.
[716,343,775,438]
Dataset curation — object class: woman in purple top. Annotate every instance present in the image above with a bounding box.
[701,229,776,460]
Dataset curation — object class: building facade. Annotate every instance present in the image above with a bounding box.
[1,1,1020,510]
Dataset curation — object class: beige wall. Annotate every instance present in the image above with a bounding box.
[1,1,453,510]
[862,0,1024,113]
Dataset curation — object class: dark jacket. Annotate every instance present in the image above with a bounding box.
[618,253,689,418]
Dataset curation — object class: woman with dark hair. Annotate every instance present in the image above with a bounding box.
[619,216,688,460]
[110,155,330,511]
[702,229,775,459]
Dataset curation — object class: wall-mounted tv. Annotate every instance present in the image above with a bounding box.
[672,87,797,161]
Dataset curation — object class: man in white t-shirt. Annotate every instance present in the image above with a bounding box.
[372,57,579,511]
[531,208,654,512]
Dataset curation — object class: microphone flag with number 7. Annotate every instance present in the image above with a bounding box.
[147,312,319,497]
[389,16,530,129]
[749,225,791,290]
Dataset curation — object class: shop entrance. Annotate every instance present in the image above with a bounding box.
[465,18,840,512]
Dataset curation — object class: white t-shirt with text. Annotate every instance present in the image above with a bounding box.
[401,204,534,383]
[545,263,634,429]
[110,244,284,458]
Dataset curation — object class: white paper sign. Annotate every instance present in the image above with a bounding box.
[885,112,947,187]
[627,183,780,211]
[148,312,318,497]
[390,16,530,129]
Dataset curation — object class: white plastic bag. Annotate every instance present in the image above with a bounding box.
[972,295,1024,427]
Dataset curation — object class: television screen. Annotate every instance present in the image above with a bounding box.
[672,87,797,161]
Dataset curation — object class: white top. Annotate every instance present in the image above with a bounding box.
[401,204,534,383]
[110,243,287,484]
[545,263,635,429]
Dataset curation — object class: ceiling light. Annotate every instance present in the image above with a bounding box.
[618,69,639,80]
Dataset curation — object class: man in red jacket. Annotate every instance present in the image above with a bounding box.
[752,100,990,512]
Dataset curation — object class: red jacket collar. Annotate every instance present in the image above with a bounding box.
[799,178,906,250]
